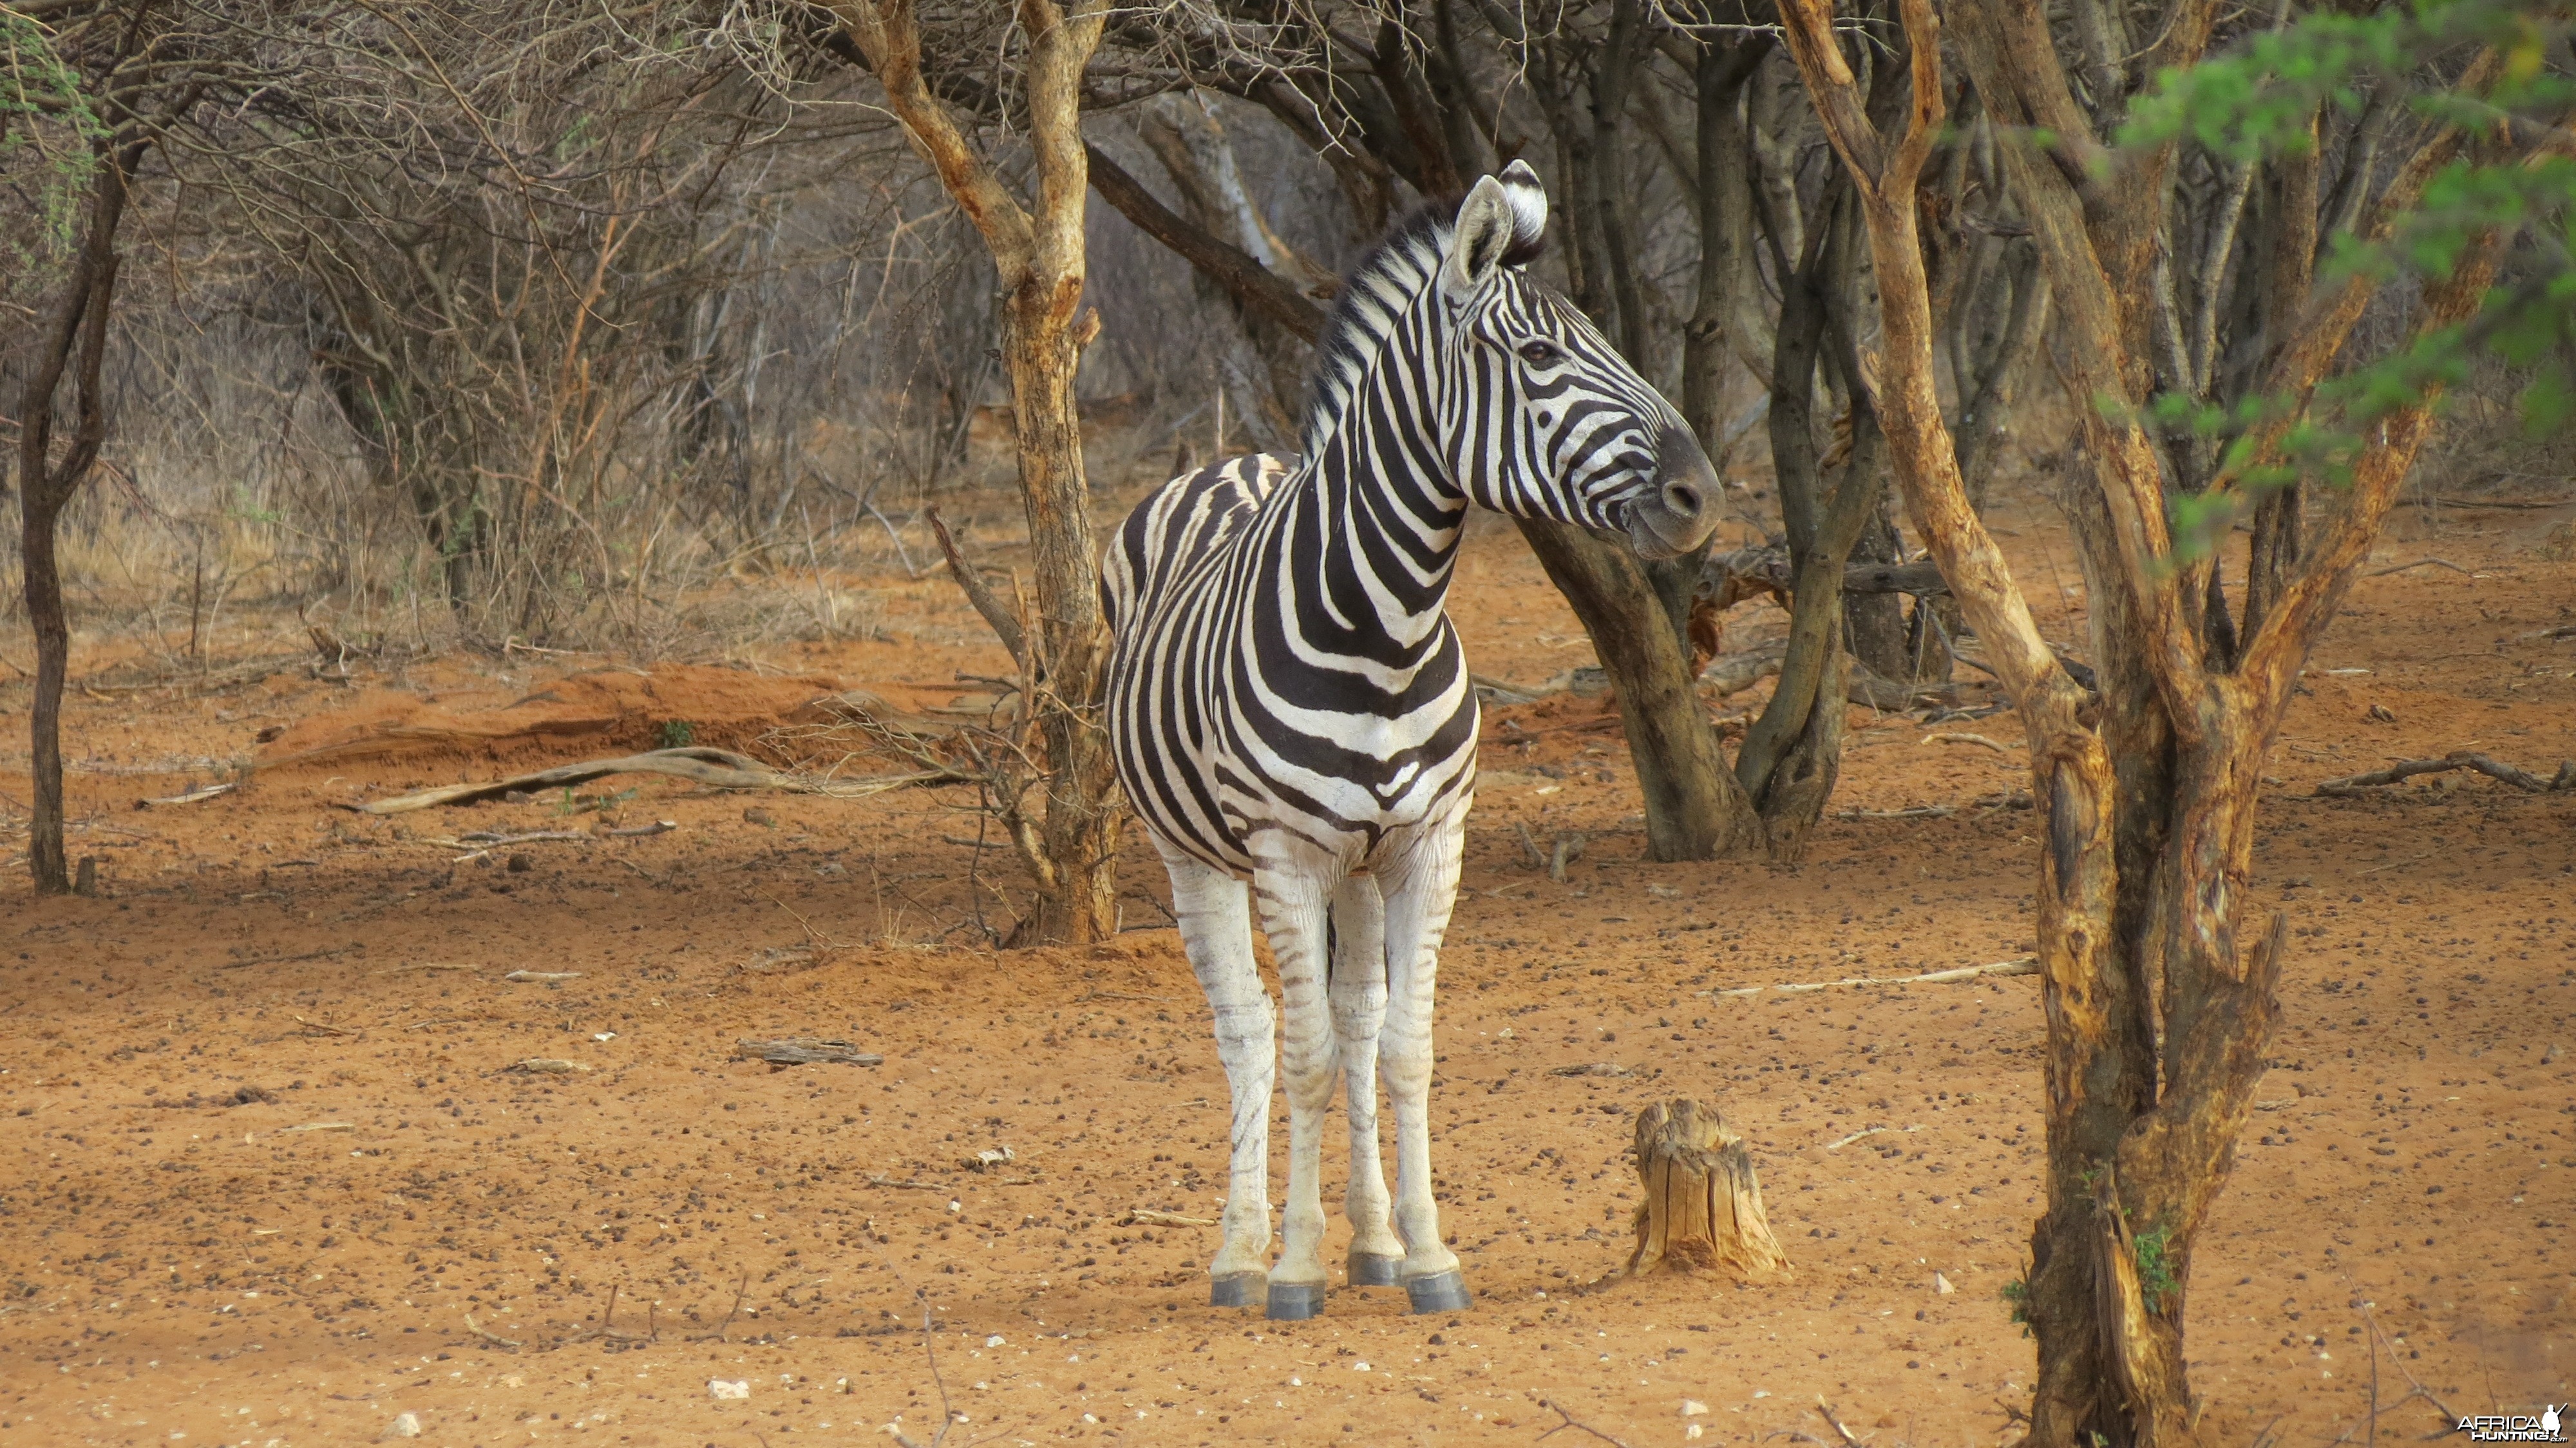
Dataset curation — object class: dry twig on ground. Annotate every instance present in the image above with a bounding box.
[2316,750,2576,796]
[1535,1398,1633,1448]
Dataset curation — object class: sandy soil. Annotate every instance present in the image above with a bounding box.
[0,488,2571,1448]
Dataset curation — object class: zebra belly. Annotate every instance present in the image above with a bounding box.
[1127,729,1477,881]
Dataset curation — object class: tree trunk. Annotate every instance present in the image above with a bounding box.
[1513,518,1765,861]
[16,131,137,897]
[1737,185,1880,851]
[1781,2,2512,1439]
[18,488,75,896]
[1000,287,1122,944]
[1588,0,1653,366]
[831,0,1121,945]
[1681,32,1766,451]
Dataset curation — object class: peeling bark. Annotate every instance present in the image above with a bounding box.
[1775,1,2503,1439]
[831,0,1122,944]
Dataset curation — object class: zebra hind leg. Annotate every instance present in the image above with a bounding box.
[1253,862,1337,1320]
[1376,828,1473,1314]
[1329,874,1405,1288]
[1163,853,1274,1308]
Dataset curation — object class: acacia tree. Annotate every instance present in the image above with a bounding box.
[826,0,1124,946]
[1775,0,2549,1438]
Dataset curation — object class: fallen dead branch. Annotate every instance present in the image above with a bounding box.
[2363,556,2472,578]
[292,1015,359,1036]
[376,962,478,975]
[1813,1397,1866,1448]
[219,946,356,971]
[504,970,582,983]
[1549,1062,1631,1078]
[735,1036,882,1067]
[1708,956,2039,998]
[464,1313,522,1350]
[141,783,235,806]
[1922,730,2018,754]
[507,1058,592,1074]
[350,747,952,815]
[457,829,587,846]
[443,830,588,864]
[1835,804,1955,820]
[1124,1208,1215,1228]
[1535,1398,1634,1448]
[2315,750,2576,797]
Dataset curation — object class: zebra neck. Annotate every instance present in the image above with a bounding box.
[1270,406,1468,656]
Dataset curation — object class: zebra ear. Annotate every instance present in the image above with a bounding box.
[1440,175,1519,303]
[1495,159,1549,263]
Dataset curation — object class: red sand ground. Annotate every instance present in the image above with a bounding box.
[0,493,2570,1447]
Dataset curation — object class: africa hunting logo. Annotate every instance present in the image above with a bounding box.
[2457,1406,2566,1443]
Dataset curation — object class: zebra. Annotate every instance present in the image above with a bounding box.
[1101,161,1721,1320]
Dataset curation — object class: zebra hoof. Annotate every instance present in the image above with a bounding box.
[1265,1282,1326,1321]
[1209,1273,1264,1309]
[1346,1252,1403,1288]
[1404,1270,1472,1315]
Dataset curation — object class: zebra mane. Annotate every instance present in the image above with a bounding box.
[1298,180,1546,453]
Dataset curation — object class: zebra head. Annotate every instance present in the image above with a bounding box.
[1432,162,1721,561]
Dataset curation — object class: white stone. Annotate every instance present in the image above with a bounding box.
[387,1412,422,1438]
[1681,1400,1709,1417]
[708,1380,751,1401]
[1935,1272,1955,1295]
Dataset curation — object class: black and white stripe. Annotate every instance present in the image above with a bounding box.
[1101,162,1721,1320]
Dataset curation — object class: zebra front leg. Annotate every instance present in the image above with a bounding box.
[1162,852,1274,1308]
[1329,874,1405,1288]
[1376,826,1472,1313]
[1253,862,1336,1320]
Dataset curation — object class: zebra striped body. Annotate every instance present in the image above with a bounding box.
[1103,448,1479,879]
[1103,163,1721,1319]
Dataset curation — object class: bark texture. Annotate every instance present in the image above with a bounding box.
[1626,1099,1789,1280]
[1775,1,2504,1439]
[831,0,1122,945]
[1513,519,1766,862]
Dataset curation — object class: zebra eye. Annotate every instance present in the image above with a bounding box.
[1517,339,1562,366]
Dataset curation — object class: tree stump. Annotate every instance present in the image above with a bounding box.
[1627,1099,1790,1279]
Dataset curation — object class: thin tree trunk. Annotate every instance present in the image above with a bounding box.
[17,131,137,897]
[1737,185,1881,849]
[831,0,1121,944]
[1589,0,1653,365]
[1001,288,1122,943]
[1681,31,1766,451]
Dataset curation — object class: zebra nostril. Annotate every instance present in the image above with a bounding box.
[1663,480,1703,517]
